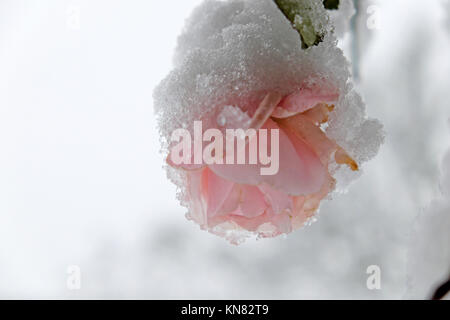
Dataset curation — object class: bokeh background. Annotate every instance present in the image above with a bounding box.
[0,0,449,299]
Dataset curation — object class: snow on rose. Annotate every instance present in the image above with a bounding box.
[153,0,384,244]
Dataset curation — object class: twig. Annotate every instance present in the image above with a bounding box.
[432,277,450,300]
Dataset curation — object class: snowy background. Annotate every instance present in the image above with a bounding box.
[0,0,449,299]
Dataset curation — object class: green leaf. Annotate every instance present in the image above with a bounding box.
[274,0,337,49]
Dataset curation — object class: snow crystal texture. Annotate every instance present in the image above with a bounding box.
[153,0,384,220]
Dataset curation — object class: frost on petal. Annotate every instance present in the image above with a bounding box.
[277,107,358,171]
[249,92,283,130]
[154,0,384,170]
[154,0,384,243]
[216,105,252,130]
[272,82,339,119]
[301,102,335,125]
[167,155,205,172]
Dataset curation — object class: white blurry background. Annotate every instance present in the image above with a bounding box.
[0,0,449,299]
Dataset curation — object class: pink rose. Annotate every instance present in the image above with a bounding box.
[167,82,358,243]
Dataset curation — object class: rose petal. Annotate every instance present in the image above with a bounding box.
[277,112,359,171]
[210,119,326,196]
[271,213,293,235]
[204,172,268,219]
[301,103,335,125]
[185,168,207,225]
[258,183,293,214]
[229,212,273,232]
[272,87,339,119]
[276,113,338,165]
[167,155,205,171]
[203,168,236,218]
[238,185,268,218]
[248,92,283,130]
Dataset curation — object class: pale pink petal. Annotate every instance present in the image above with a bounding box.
[237,185,268,218]
[167,155,205,171]
[276,113,338,165]
[258,183,293,214]
[217,184,241,216]
[205,178,267,219]
[229,212,273,232]
[248,92,283,130]
[277,113,359,171]
[272,87,339,119]
[210,119,326,196]
[185,168,207,226]
[271,213,293,234]
[291,173,336,229]
[203,168,236,218]
[301,103,335,125]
